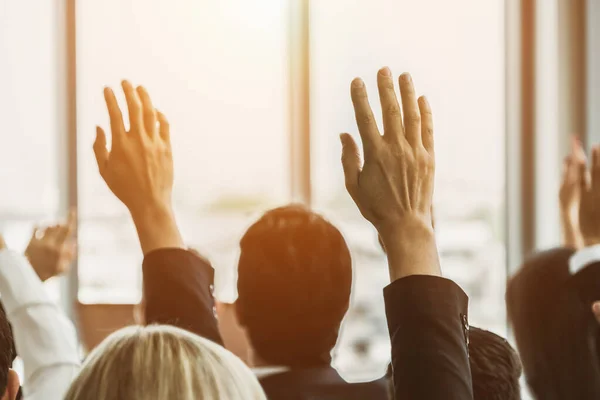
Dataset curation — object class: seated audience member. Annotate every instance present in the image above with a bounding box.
[340,67,473,399]
[0,213,80,400]
[507,146,600,399]
[468,327,522,400]
[93,82,388,399]
[385,327,522,400]
[65,325,265,400]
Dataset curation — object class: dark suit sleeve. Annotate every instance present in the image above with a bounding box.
[143,248,224,346]
[384,275,473,400]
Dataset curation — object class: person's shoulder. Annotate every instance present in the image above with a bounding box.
[259,369,390,400]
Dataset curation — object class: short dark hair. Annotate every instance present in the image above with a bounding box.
[385,328,522,400]
[0,302,16,395]
[469,327,522,400]
[236,205,352,367]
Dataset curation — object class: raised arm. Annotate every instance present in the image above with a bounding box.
[559,136,585,250]
[0,217,80,400]
[93,81,222,344]
[568,145,600,302]
[341,67,473,400]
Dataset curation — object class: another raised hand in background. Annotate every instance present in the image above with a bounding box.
[341,68,439,281]
[25,209,77,282]
[94,81,183,254]
[579,145,600,247]
[559,136,586,249]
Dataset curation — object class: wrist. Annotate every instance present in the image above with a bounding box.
[129,202,184,255]
[129,200,174,222]
[378,216,441,282]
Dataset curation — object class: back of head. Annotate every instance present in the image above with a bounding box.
[469,327,522,400]
[236,205,352,367]
[507,247,600,399]
[65,325,266,400]
[0,303,15,396]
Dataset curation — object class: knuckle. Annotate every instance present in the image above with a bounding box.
[385,104,402,118]
[405,112,421,125]
[352,87,368,99]
[379,80,395,91]
[360,112,375,126]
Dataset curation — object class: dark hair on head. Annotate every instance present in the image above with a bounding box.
[507,247,600,399]
[236,205,352,367]
[384,328,522,400]
[0,302,16,395]
[469,327,522,400]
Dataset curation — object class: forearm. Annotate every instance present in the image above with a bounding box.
[130,203,184,255]
[561,210,583,249]
[143,249,224,345]
[385,275,472,400]
[379,217,441,282]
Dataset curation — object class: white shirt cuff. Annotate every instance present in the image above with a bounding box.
[0,249,49,315]
[569,244,600,275]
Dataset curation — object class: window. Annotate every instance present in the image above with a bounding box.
[77,0,290,303]
[0,1,62,300]
[311,0,506,379]
[75,0,506,382]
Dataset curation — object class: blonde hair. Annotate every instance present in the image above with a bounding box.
[65,325,266,400]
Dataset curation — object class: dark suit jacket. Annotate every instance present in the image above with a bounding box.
[142,248,389,399]
[507,247,600,400]
[385,275,473,400]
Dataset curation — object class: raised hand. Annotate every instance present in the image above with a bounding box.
[341,68,439,281]
[559,137,585,249]
[94,81,183,254]
[25,210,77,281]
[579,145,600,247]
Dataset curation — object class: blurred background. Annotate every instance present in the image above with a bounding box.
[0,0,595,390]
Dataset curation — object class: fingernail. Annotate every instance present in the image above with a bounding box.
[379,67,391,77]
[401,73,412,83]
[351,78,364,88]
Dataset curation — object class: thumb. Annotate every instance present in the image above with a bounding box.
[93,126,109,176]
[30,226,41,241]
[340,133,361,195]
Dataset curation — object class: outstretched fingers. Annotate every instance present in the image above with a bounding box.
[377,67,404,142]
[399,73,422,149]
[351,78,381,157]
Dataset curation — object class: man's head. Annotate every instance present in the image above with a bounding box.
[235,205,352,367]
[469,327,522,400]
[0,303,19,400]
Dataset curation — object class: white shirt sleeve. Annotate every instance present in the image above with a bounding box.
[569,244,600,275]
[0,250,80,400]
